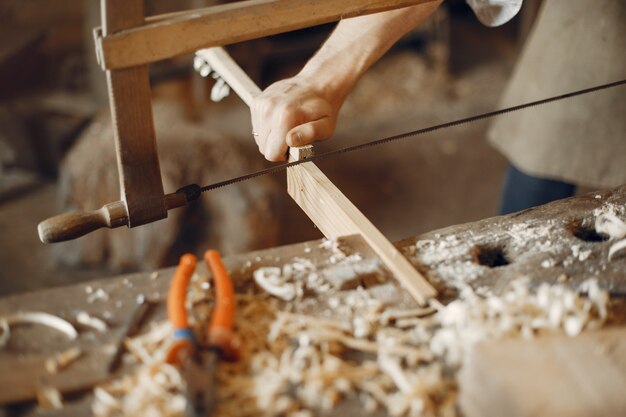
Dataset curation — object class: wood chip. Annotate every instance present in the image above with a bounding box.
[45,347,82,374]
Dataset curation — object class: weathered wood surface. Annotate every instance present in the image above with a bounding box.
[1,185,625,415]
[399,185,626,294]
[459,327,626,417]
[97,0,438,70]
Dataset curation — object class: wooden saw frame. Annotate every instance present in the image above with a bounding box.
[37,0,437,305]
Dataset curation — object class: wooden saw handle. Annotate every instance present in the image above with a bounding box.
[38,201,128,244]
[38,192,188,243]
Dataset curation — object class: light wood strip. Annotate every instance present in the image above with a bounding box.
[98,0,436,69]
[287,148,436,305]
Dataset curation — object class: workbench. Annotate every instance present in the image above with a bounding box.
[2,185,625,417]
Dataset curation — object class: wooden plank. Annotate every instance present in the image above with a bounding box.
[459,327,626,417]
[97,0,437,70]
[102,0,167,226]
[287,147,436,305]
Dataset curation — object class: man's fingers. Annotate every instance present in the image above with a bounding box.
[250,82,337,161]
[263,134,289,162]
[262,103,303,161]
[286,117,335,147]
[250,97,264,150]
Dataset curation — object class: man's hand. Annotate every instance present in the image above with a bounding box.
[251,77,340,162]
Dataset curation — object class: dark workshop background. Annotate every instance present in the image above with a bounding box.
[0,0,553,295]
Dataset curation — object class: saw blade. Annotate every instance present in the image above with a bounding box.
[196,79,625,194]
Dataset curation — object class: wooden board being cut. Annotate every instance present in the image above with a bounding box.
[459,327,626,417]
[287,146,436,305]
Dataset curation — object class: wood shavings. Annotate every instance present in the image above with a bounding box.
[37,386,63,410]
[45,347,82,374]
[87,288,110,303]
[596,213,626,238]
[318,238,351,264]
[430,278,609,366]
[93,362,186,417]
[76,311,108,332]
[91,254,612,417]
[93,321,181,417]
[571,244,592,262]
[608,239,626,261]
[253,267,298,301]
[381,307,437,325]
[596,213,626,261]
[0,312,77,339]
[0,318,9,349]
[253,256,340,301]
[411,219,564,288]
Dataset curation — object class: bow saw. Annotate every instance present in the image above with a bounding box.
[37,0,626,306]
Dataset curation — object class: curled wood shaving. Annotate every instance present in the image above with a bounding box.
[1,312,77,339]
[76,311,108,332]
[253,257,335,302]
[0,319,9,349]
[608,239,626,261]
[87,288,110,303]
[381,307,437,325]
[37,386,63,410]
[253,267,298,301]
[45,347,82,374]
[595,212,626,261]
[596,213,626,239]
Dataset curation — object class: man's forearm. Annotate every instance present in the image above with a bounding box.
[250,1,443,161]
[299,1,443,105]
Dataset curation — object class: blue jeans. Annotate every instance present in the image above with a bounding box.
[500,164,576,215]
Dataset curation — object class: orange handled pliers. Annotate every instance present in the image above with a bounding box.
[166,250,240,417]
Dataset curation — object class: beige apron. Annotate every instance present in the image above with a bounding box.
[488,0,626,188]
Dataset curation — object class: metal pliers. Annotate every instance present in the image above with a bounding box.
[166,251,240,417]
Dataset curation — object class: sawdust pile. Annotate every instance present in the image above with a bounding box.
[92,240,612,417]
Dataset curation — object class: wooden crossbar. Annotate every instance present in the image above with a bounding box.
[96,0,437,70]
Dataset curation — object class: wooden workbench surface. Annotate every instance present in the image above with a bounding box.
[1,185,625,416]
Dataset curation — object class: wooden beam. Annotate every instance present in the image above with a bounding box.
[287,147,436,305]
[97,0,437,70]
[102,0,166,226]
